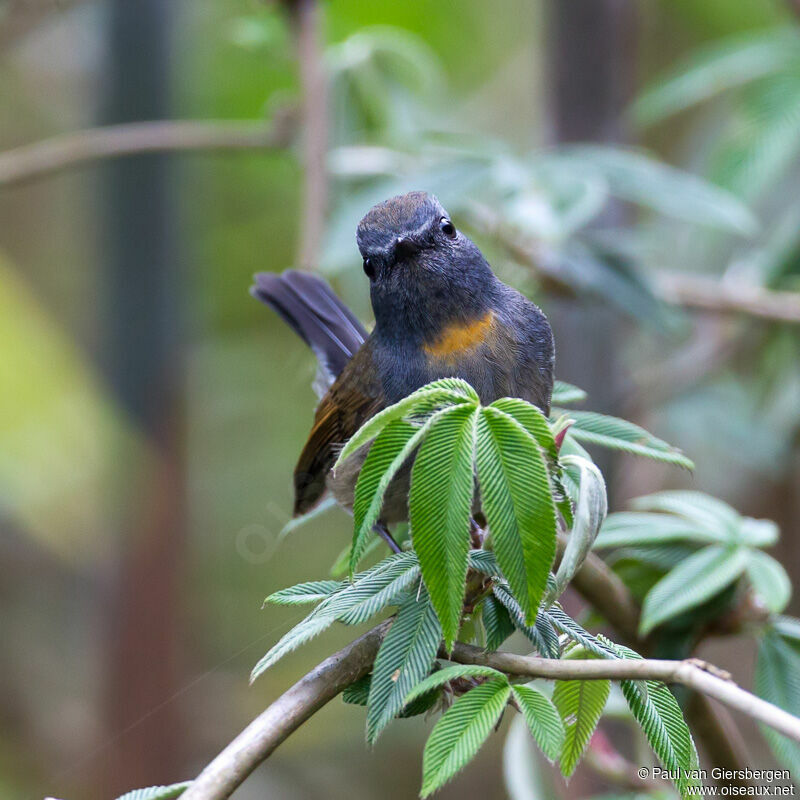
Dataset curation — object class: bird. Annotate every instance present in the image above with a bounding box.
[251,191,554,550]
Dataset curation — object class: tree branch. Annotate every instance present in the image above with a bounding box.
[179,625,800,800]
[470,208,800,325]
[285,0,328,269]
[181,621,390,800]
[0,114,296,187]
[654,272,800,324]
[449,642,800,744]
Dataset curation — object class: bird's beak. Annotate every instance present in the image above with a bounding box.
[393,235,421,262]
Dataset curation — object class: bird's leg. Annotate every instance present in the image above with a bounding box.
[374,521,402,554]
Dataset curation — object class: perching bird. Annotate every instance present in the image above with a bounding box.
[252,191,554,546]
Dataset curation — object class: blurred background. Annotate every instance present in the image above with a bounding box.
[1,0,799,798]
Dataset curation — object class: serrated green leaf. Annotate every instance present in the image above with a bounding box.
[511,684,565,763]
[544,606,618,660]
[343,673,371,705]
[366,585,442,743]
[477,407,557,624]
[482,594,516,651]
[114,781,192,800]
[335,552,420,625]
[564,411,694,470]
[747,551,792,614]
[404,664,509,705]
[755,632,800,778]
[492,585,561,659]
[595,512,727,549]
[468,548,502,577]
[552,655,610,778]
[421,679,512,796]
[252,553,419,680]
[351,410,450,572]
[603,641,699,797]
[251,612,338,683]
[410,405,477,648]
[335,382,476,467]
[631,491,740,540]
[551,380,587,406]
[489,398,557,460]
[640,545,749,635]
[265,579,343,606]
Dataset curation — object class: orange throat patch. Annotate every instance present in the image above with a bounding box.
[423,310,496,360]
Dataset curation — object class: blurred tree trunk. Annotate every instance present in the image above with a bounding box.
[544,0,636,491]
[98,0,186,796]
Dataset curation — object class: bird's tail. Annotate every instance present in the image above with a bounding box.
[250,270,367,394]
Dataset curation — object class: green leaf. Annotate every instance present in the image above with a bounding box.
[564,411,694,470]
[334,552,420,625]
[755,632,800,777]
[546,455,607,605]
[773,616,800,643]
[114,782,192,800]
[421,679,512,797]
[468,548,502,577]
[605,641,699,797]
[251,553,419,681]
[250,611,337,683]
[739,517,780,548]
[747,551,792,614]
[632,28,800,127]
[554,146,758,235]
[482,594,516,651]
[631,491,740,540]
[404,664,509,705]
[334,380,477,467]
[551,380,587,406]
[351,409,453,572]
[510,685,565,763]
[366,585,442,743]
[639,545,749,635]
[477,407,557,623]
[489,398,558,460]
[265,579,343,606]
[493,585,561,659]
[595,512,727,549]
[552,653,610,777]
[410,404,477,649]
[343,674,371,706]
[544,606,618,660]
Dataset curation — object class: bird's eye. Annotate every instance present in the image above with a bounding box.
[440,217,457,239]
[363,257,375,279]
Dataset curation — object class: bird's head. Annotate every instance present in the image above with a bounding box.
[356,191,497,343]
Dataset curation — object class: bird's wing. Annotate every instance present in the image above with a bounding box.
[293,342,384,516]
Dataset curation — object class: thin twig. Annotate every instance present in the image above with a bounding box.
[181,621,390,800]
[0,114,296,187]
[285,0,328,269]
[449,643,800,743]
